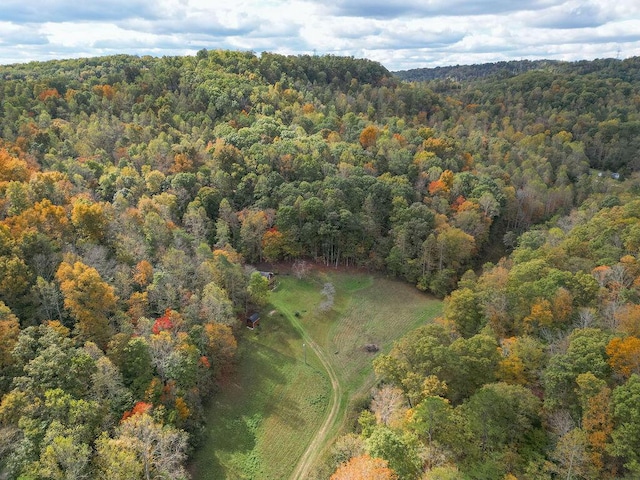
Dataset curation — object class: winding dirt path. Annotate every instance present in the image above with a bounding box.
[287,314,343,480]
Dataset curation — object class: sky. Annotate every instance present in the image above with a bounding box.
[1,0,639,71]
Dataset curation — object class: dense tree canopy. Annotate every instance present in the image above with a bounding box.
[0,50,639,478]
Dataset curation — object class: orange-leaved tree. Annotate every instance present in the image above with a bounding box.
[606,336,640,378]
[331,454,398,480]
[359,125,379,149]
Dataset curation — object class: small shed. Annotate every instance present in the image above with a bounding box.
[259,271,276,286]
[246,312,260,329]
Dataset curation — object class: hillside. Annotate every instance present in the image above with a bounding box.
[394,57,640,83]
[394,59,564,82]
[0,51,638,479]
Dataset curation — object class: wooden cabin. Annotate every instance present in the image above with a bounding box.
[246,312,260,329]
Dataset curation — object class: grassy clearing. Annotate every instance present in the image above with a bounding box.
[278,271,442,467]
[192,270,442,479]
[308,272,441,391]
[191,308,329,480]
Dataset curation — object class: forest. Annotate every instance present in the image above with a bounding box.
[0,49,639,479]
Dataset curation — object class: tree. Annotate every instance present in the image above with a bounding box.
[5,180,31,216]
[9,199,70,242]
[148,330,176,382]
[71,199,108,243]
[550,428,594,480]
[10,322,91,397]
[606,336,640,378]
[42,388,102,445]
[370,385,407,427]
[434,226,475,273]
[142,211,172,256]
[95,433,144,480]
[292,259,311,279]
[543,354,578,413]
[581,384,613,475]
[330,434,366,470]
[497,336,545,387]
[0,147,30,183]
[114,412,189,480]
[203,322,237,377]
[444,287,483,337]
[239,209,268,262]
[31,276,64,323]
[56,259,118,348]
[406,395,453,445]
[422,466,462,479]
[459,382,540,455]
[609,374,640,474]
[199,282,235,325]
[331,454,398,480]
[111,336,154,400]
[319,282,336,311]
[616,304,640,336]
[372,324,451,399]
[89,354,133,427]
[552,287,574,326]
[247,271,269,309]
[0,301,20,393]
[261,227,287,262]
[446,334,500,403]
[366,426,422,480]
[523,298,554,333]
[37,428,91,480]
[133,260,154,288]
[360,125,379,149]
[0,254,31,311]
[566,328,611,379]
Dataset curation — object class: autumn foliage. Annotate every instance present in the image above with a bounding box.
[152,310,175,334]
[56,259,118,348]
[331,455,398,480]
[607,336,640,378]
[121,401,153,422]
[2,51,640,480]
[359,125,379,149]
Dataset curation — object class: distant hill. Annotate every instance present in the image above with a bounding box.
[394,57,640,83]
[394,59,562,82]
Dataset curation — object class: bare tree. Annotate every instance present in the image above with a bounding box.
[547,409,575,437]
[550,428,594,480]
[575,308,597,329]
[319,282,336,311]
[292,260,311,279]
[370,384,407,427]
[113,413,189,480]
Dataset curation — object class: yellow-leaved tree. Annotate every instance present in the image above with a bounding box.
[56,259,118,349]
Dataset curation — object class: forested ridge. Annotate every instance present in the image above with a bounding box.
[395,57,640,83]
[395,59,564,82]
[0,50,639,479]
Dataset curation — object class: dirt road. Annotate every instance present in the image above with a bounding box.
[288,317,343,480]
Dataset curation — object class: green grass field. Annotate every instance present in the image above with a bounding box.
[191,269,442,479]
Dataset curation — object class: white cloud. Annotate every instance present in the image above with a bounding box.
[0,0,639,70]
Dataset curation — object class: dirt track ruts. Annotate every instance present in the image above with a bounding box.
[288,314,343,480]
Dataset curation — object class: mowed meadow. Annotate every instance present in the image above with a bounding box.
[191,269,442,479]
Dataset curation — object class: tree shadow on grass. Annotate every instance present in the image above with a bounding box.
[191,334,300,479]
[247,343,309,429]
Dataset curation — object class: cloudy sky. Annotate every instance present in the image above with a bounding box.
[1,0,639,71]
